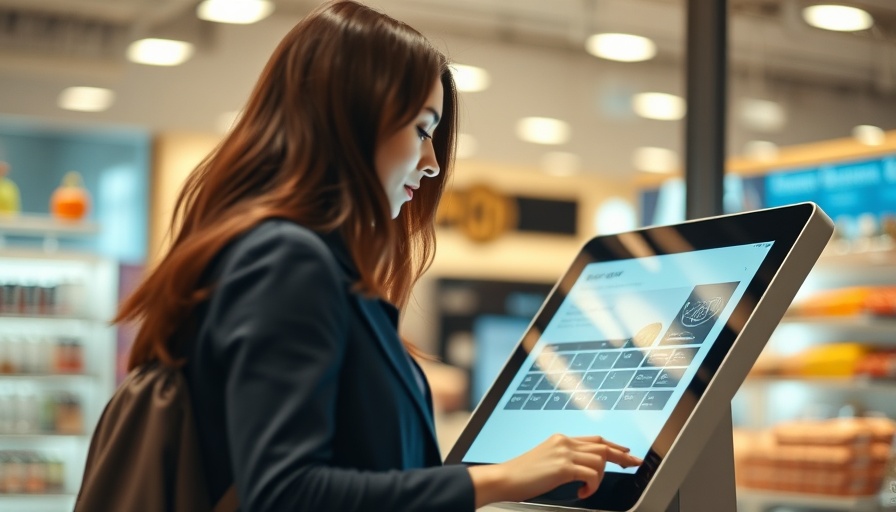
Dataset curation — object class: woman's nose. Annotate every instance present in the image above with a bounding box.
[419,141,440,177]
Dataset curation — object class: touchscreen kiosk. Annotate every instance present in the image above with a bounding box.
[445,203,834,512]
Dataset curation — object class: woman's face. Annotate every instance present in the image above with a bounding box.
[375,80,444,219]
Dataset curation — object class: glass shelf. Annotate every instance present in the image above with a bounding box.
[0,432,87,438]
[737,488,881,512]
[0,373,93,380]
[742,375,896,391]
[0,214,98,238]
[779,314,896,337]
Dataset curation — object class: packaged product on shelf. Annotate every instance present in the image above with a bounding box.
[2,452,24,494]
[0,451,65,495]
[735,417,896,497]
[789,286,896,318]
[54,392,83,434]
[0,282,21,315]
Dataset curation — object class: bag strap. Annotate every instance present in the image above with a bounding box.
[214,484,238,512]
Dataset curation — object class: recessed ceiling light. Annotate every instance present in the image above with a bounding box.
[802,4,873,32]
[57,87,115,112]
[852,125,885,146]
[127,38,194,66]
[452,64,490,93]
[540,152,581,176]
[744,140,779,162]
[740,98,786,132]
[633,146,678,173]
[456,133,478,159]
[516,117,571,145]
[197,0,274,24]
[632,92,686,121]
[585,33,657,63]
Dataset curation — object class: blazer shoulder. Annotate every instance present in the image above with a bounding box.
[217,219,341,279]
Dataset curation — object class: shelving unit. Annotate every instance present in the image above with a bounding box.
[0,218,117,512]
[733,244,896,512]
[737,488,881,512]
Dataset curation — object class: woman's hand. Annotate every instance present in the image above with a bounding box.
[467,434,642,508]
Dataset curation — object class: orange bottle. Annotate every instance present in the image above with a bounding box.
[50,171,90,221]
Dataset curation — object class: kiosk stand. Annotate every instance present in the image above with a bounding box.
[663,409,734,512]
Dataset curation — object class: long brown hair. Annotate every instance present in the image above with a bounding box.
[120,0,458,368]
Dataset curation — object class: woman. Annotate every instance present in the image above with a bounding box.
[117,1,641,510]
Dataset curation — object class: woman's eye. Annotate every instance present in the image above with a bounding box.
[416,127,432,141]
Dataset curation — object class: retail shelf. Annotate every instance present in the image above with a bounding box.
[0,492,75,498]
[779,315,896,337]
[737,488,881,512]
[0,214,98,238]
[0,313,95,322]
[0,433,86,438]
[0,373,93,381]
[742,375,896,391]
[816,246,896,268]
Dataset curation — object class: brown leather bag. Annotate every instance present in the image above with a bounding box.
[75,363,237,512]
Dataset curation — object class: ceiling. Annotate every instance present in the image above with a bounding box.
[0,0,895,179]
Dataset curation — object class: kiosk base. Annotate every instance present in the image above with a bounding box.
[663,408,735,512]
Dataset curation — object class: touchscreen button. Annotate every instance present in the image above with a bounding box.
[504,393,528,410]
[642,349,674,368]
[630,369,659,388]
[590,351,620,370]
[613,350,645,368]
[544,392,571,410]
[558,372,585,391]
[523,392,551,410]
[600,370,635,389]
[614,390,648,410]
[653,369,679,388]
[564,391,595,410]
[639,390,674,410]
[591,390,622,410]
[669,347,697,366]
[569,352,597,371]
[535,373,560,391]
[581,370,608,389]
[517,373,543,391]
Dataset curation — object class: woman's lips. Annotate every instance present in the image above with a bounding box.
[405,186,414,199]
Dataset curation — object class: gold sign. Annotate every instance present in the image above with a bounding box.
[436,185,519,243]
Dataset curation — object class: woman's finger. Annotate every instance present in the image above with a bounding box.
[571,435,630,452]
[574,465,600,498]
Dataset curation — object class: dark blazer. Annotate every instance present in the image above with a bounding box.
[184,219,475,512]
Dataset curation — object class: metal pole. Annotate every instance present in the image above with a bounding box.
[684,0,727,220]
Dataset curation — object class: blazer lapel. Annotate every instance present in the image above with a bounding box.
[353,296,438,445]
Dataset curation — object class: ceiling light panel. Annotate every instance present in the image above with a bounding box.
[197,0,274,24]
[516,117,571,145]
[127,38,194,66]
[632,92,686,121]
[58,87,115,112]
[633,146,678,173]
[853,125,885,146]
[452,64,490,92]
[585,33,657,62]
[802,4,873,32]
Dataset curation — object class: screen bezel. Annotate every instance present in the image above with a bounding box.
[444,203,817,510]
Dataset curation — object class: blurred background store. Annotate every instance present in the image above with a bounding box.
[1,0,896,510]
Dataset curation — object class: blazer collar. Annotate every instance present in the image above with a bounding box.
[353,298,437,443]
[317,231,439,447]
